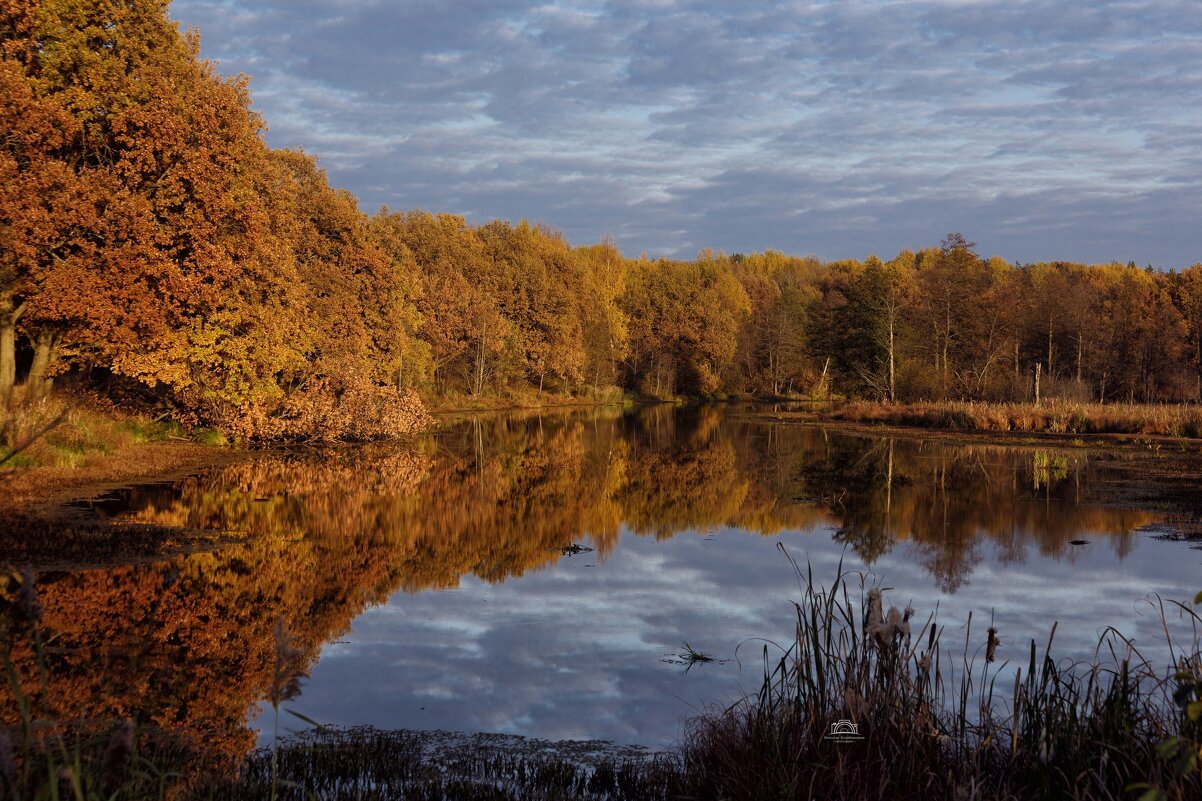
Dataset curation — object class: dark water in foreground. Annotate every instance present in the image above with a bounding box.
[5,405,1201,765]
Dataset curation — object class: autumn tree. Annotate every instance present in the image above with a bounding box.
[845,255,917,401]
[1172,264,1202,399]
[575,239,629,393]
[732,251,817,396]
[622,254,750,397]
[0,0,309,420]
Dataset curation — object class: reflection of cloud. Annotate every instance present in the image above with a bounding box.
[289,525,1202,749]
[170,0,1202,266]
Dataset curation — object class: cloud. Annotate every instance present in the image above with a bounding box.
[170,0,1202,266]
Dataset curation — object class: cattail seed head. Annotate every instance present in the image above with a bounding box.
[986,627,1000,663]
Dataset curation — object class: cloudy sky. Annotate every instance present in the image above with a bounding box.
[168,0,1202,266]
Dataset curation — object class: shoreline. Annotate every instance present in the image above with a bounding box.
[0,441,246,518]
[0,441,249,565]
[739,405,1202,455]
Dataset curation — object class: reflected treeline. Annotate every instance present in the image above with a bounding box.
[59,406,1162,594]
[772,426,1149,591]
[1,407,1160,772]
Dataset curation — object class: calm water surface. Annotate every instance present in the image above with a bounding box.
[11,405,1202,765]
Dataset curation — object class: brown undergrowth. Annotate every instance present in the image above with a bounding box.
[827,400,1202,440]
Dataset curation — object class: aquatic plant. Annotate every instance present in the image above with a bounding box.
[676,546,1202,800]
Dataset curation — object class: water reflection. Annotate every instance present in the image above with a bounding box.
[2,405,1198,765]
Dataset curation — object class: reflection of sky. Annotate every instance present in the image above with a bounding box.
[272,521,1202,749]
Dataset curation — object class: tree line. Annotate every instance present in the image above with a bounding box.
[3,3,1201,441]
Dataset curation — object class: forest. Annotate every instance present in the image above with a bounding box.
[4,1,1202,441]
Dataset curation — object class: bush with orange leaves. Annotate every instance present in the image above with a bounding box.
[196,377,431,443]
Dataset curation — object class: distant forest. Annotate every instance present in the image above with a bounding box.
[4,2,1202,439]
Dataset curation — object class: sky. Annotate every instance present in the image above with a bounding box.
[167,0,1202,266]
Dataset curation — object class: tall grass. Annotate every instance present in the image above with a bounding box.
[678,547,1202,800]
[831,400,1202,439]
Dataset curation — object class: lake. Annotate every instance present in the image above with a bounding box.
[11,405,1201,768]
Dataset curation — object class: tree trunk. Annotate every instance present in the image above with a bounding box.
[0,298,24,408]
[1076,332,1083,384]
[471,321,488,397]
[1047,317,1054,377]
[25,329,60,403]
[1034,362,1041,405]
[817,357,830,399]
[887,315,896,403]
[943,301,951,398]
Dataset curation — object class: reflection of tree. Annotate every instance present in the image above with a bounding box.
[775,429,1151,591]
[2,514,416,776]
[1,410,1161,777]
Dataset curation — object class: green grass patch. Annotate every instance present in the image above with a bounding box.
[1,393,229,468]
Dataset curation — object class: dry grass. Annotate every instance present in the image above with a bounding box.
[0,392,226,470]
[675,550,1202,801]
[830,400,1202,439]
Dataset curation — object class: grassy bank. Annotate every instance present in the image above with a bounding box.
[3,559,1199,800]
[0,392,227,470]
[805,400,1202,441]
[0,393,246,561]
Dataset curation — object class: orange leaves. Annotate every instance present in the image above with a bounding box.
[0,1,433,438]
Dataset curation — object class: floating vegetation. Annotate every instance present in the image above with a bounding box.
[554,543,595,556]
[661,642,732,673]
[211,726,677,801]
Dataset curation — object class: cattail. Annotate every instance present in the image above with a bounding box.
[886,607,903,633]
[867,588,884,634]
[986,627,1000,663]
[871,605,911,650]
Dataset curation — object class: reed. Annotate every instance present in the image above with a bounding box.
[676,547,1202,800]
[829,399,1202,440]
